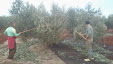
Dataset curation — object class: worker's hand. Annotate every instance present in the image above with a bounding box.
[19,32,23,34]
[84,38,87,40]
[80,34,84,37]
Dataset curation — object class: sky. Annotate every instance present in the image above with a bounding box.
[0,0,113,17]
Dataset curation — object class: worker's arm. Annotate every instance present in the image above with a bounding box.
[4,28,8,35]
[12,28,20,37]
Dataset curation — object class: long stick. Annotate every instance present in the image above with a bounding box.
[75,31,86,40]
[20,25,49,34]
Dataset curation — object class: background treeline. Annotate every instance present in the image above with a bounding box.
[0,0,112,44]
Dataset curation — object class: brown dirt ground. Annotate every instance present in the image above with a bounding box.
[49,43,107,64]
[0,29,7,44]
[29,43,66,64]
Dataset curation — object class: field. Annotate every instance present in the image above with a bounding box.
[0,0,113,64]
[0,29,113,64]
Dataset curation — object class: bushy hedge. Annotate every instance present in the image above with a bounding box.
[36,19,67,45]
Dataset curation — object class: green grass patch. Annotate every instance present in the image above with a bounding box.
[0,39,39,63]
[0,46,8,55]
[62,41,113,64]
[14,39,39,63]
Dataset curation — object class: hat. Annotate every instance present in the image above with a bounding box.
[85,21,90,24]
[10,22,15,26]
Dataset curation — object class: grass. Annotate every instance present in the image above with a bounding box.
[57,51,66,57]
[0,46,8,55]
[14,39,39,63]
[62,40,113,64]
[0,39,39,64]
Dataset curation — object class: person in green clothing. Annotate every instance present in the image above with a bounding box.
[4,22,22,61]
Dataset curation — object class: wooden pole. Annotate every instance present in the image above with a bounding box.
[75,31,86,40]
[20,25,49,34]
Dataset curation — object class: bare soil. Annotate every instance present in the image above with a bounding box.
[49,43,107,64]
[0,29,7,44]
[29,43,66,64]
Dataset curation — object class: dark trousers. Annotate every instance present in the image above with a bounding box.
[7,42,16,59]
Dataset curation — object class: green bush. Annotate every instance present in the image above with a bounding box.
[14,40,38,62]
[36,22,66,45]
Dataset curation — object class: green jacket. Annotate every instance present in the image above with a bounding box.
[4,27,20,37]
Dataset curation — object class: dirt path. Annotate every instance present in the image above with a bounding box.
[0,29,7,44]
[49,43,107,64]
[29,43,66,64]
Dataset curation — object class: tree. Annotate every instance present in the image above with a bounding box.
[67,8,77,33]
[105,14,113,29]
[36,3,67,45]
[9,0,24,15]
[0,16,12,29]
[9,1,38,41]
[74,3,106,42]
[85,3,101,20]
[15,3,37,38]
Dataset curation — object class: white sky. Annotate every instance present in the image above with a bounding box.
[0,0,113,17]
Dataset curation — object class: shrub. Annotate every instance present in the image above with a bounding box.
[36,20,67,45]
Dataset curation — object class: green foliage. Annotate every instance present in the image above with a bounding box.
[105,14,113,28]
[14,40,38,62]
[8,1,111,43]
[0,16,12,29]
[0,46,8,55]
[63,40,113,64]
[67,8,77,32]
[35,3,67,45]
[0,39,39,63]
[10,2,38,40]
[73,3,106,42]
[37,24,66,45]
[9,0,24,15]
